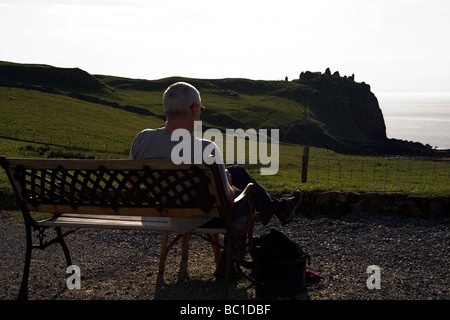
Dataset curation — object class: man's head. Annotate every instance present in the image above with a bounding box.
[163,82,203,120]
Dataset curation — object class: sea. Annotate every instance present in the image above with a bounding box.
[378,93,450,150]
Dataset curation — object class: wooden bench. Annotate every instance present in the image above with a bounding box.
[0,156,260,300]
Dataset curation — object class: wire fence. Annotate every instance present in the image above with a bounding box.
[0,128,130,155]
[305,156,450,186]
[2,128,450,189]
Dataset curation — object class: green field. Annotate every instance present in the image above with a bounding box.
[1,65,449,197]
[245,146,450,197]
[1,134,448,198]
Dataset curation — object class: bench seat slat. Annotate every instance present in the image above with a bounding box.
[28,204,221,218]
[55,213,167,222]
[35,214,226,233]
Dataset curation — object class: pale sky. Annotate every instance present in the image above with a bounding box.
[1,0,450,95]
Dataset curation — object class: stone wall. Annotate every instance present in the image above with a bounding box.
[297,191,450,218]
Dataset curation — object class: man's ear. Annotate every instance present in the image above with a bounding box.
[189,103,197,117]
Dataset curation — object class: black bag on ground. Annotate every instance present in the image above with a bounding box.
[254,228,310,298]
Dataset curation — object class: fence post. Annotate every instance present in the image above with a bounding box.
[301,145,310,183]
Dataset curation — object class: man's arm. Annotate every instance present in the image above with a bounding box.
[225,169,235,201]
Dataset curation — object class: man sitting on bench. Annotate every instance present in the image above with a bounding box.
[129,82,303,276]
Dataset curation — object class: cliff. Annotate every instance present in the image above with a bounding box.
[292,69,439,156]
[0,61,442,156]
[299,69,386,142]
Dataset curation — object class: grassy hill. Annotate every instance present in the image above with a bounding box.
[93,75,312,130]
[0,61,385,150]
[0,61,110,94]
[1,61,448,197]
[1,85,163,153]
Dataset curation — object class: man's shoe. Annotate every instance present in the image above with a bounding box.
[277,190,303,225]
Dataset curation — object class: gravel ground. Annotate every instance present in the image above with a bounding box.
[0,210,449,301]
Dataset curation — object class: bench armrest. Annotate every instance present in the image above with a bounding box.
[232,182,254,204]
[227,182,261,234]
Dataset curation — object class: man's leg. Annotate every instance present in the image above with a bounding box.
[227,165,303,226]
[227,165,281,225]
[209,187,251,278]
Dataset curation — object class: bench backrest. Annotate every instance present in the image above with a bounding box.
[0,157,229,220]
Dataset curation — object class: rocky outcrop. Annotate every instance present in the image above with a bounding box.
[299,69,387,143]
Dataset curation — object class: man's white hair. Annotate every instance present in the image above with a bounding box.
[162,82,201,119]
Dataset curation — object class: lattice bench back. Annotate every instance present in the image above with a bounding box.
[0,157,227,219]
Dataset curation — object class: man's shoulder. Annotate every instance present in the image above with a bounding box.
[138,128,157,135]
[132,128,170,149]
[135,128,166,139]
[130,127,172,160]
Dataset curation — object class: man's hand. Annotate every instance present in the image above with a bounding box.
[225,169,235,201]
[225,169,232,185]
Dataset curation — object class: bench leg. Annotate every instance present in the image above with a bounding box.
[209,233,221,268]
[56,227,72,267]
[159,232,192,272]
[18,223,32,300]
[159,232,188,273]
[159,232,169,273]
